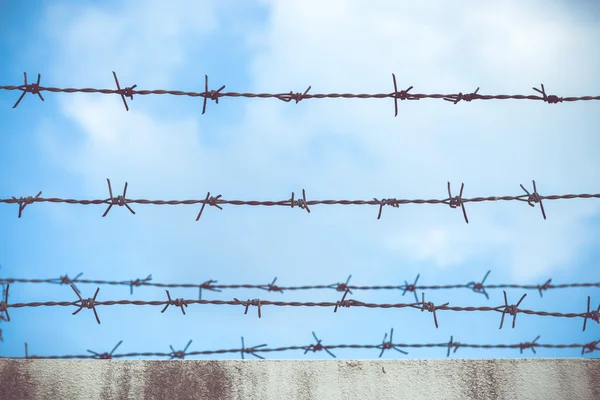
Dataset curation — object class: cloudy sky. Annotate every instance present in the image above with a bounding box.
[0,0,599,360]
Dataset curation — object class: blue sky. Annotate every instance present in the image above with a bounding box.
[1,0,599,360]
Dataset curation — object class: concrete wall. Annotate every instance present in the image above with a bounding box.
[0,359,598,400]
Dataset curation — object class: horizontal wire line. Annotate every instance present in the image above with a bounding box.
[1,275,597,297]
[2,179,598,223]
[1,284,598,331]
[4,335,599,360]
[1,72,598,114]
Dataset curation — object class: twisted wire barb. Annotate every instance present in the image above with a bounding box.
[2,179,598,222]
[5,334,599,360]
[2,270,598,299]
[2,72,599,115]
[1,284,598,330]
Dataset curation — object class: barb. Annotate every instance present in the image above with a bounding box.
[3,73,599,115]
[233,298,262,318]
[259,277,284,294]
[5,334,598,360]
[112,71,136,111]
[3,180,596,221]
[11,72,44,108]
[161,290,188,315]
[419,292,449,328]
[519,180,546,220]
[334,288,352,313]
[87,340,123,360]
[54,273,84,294]
[327,275,353,294]
[71,285,101,324]
[519,335,540,355]
[169,340,193,359]
[444,87,480,104]
[103,179,135,217]
[583,296,600,332]
[0,269,4,342]
[2,290,598,330]
[582,340,600,355]
[447,336,460,357]
[198,280,220,300]
[195,192,223,221]
[377,328,408,357]
[240,337,267,360]
[12,191,42,218]
[537,279,552,298]
[0,284,10,322]
[446,182,468,223]
[391,73,417,117]
[532,84,562,104]
[499,291,527,329]
[402,274,420,303]
[2,272,598,298]
[130,274,152,295]
[305,332,336,358]
[202,75,225,115]
[466,270,491,299]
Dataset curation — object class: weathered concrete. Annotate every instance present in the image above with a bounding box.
[0,359,598,399]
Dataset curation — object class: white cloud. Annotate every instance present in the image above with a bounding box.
[37,0,600,282]
[43,0,219,85]
[236,0,600,279]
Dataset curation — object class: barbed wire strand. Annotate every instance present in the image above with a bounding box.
[2,179,599,223]
[1,271,597,301]
[3,331,598,360]
[1,284,598,331]
[2,72,598,115]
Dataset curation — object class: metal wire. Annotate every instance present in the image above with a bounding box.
[4,331,599,360]
[1,72,598,115]
[1,284,598,331]
[0,271,597,301]
[2,179,599,223]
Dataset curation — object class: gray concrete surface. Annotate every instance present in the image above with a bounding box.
[0,358,598,400]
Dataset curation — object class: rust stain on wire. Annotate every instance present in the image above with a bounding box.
[2,72,599,114]
[2,179,598,222]
[4,333,598,360]
[1,270,598,299]
[1,284,598,330]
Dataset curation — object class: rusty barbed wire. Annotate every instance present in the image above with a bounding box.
[2,72,599,115]
[1,284,598,330]
[2,179,599,223]
[1,271,597,301]
[3,331,598,360]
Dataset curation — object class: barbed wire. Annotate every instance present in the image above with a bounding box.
[3,331,599,360]
[1,72,598,115]
[2,179,599,223]
[1,284,598,331]
[1,271,598,302]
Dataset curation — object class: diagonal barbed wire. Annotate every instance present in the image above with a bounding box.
[1,72,599,115]
[2,179,599,223]
[4,331,599,360]
[1,271,598,301]
[1,284,598,331]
